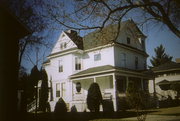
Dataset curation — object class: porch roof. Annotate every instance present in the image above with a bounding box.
[70,65,152,79]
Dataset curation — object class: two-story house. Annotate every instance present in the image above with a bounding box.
[43,20,151,112]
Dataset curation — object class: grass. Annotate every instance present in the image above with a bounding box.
[89,119,137,121]
[24,106,180,121]
[90,106,180,121]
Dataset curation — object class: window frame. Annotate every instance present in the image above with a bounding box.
[120,53,126,68]
[75,57,81,71]
[94,53,101,61]
[59,60,63,72]
[127,37,131,44]
[56,83,60,97]
[135,56,138,69]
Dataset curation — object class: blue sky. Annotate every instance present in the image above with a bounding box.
[21,0,180,73]
[22,25,180,73]
[145,25,180,65]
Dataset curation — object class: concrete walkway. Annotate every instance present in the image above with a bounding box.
[120,115,180,121]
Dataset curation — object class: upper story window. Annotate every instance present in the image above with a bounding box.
[120,53,126,68]
[135,56,138,69]
[75,57,81,70]
[144,60,146,69]
[127,37,131,44]
[56,83,60,97]
[59,60,63,72]
[94,53,101,61]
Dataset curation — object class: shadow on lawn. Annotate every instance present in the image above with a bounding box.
[20,110,157,121]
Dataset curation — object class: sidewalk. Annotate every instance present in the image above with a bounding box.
[120,115,180,121]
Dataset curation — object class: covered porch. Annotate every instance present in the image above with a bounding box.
[69,65,151,112]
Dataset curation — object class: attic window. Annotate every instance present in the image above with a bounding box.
[64,42,67,48]
[60,43,63,50]
[127,37,130,44]
[60,42,67,50]
[62,34,65,37]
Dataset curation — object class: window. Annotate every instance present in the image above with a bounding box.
[59,60,63,72]
[75,57,81,70]
[60,43,63,50]
[120,53,126,68]
[60,42,67,50]
[142,40,145,50]
[142,79,148,91]
[135,56,138,69]
[127,37,130,44]
[64,42,67,48]
[56,83,60,97]
[116,76,127,93]
[144,60,146,69]
[76,82,81,93]
[94,53,101,61]
[61,83,66,97]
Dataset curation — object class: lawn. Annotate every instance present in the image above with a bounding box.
[24,106,180,121]
[90,106,180,121]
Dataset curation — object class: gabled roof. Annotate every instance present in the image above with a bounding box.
[64,20,146,51]
[82,20,130,50]
[152,61,180,72]
[64,30,83,50]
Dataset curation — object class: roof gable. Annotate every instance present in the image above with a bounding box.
[51,31,78,54]
[83,20,146,50]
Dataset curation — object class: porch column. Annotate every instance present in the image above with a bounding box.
[112,73,117,111]
[93,77,96,82]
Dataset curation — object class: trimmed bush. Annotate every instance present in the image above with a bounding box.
[87,83,102,112]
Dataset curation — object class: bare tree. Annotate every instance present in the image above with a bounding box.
[8,0,52,70]
[8,0,180,72]
[31,0,180,38]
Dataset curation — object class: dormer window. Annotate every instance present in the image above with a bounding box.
[127,37,130,44]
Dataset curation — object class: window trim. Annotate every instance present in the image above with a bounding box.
[135,56,138,69]
[120,53,126,68]
[127,37,131,44]
[94,53,101,61]
[75,57,81,71]
[56,83,60,97]
[59,60,63,72]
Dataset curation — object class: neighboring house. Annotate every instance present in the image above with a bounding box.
[149,60,180,100]
[43,20,151,112]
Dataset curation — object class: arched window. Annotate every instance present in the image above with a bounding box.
[76,82,81,93]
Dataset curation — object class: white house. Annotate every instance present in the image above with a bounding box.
[43,20,151,112]
[149,60,180,101]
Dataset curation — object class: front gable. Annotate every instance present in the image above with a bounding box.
[116,20,146,51]
[51,31,78,54]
